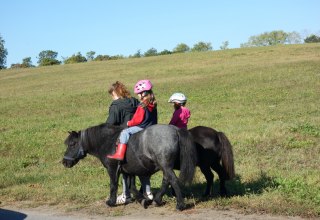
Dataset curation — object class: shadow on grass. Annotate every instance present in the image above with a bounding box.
[162,171,279,202]
[135,171,279,210]
[226,171,279,197]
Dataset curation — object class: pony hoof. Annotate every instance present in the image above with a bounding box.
[153,200,164,207]
[141,199,153,209]
[125,197,134,204]
[176,204,186,211]
[141,199,148,209]
[219,190,228,197]
[106,200,116,207]
[202,193,211,198]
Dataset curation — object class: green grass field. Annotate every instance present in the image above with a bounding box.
[0,44,319,217]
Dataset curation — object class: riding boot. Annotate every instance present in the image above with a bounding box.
[107,143,127,161]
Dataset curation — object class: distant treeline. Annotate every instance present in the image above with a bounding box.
[1,30,320,69]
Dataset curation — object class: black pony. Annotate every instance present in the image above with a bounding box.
[62,123,197,210]
[189,126,235,196]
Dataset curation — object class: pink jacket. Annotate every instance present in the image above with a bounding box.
[169,106,191,129]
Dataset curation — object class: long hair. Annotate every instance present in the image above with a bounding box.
[140,90,157,108]
[108,81,131,98]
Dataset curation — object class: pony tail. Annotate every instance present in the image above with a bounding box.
[218,132,235,180]
[177,128,197,184]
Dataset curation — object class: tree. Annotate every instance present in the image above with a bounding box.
[86,51,96,61]
[244,31,287,47]
[191,41,212,52]
[109,55,124,60]
[37,50,61,66]
[22,57,34,67]
[130,50,142,58]
[286,31,302,44]
[304,34,320,43]
[64,52,87,64]
[11,57,34,68]
[173,43,190,53]
[220,41,229,50]
[144,48,158,57]
[93,54,124,61]
[0,34,8,69]
[10,63,20,68]
[268,30,288,45]
[94,54,111,61]
[159,49,172,55]
[240,30,300,47]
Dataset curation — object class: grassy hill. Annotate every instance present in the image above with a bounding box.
[0,44,319,217]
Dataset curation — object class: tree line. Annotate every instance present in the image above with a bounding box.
[1,30,320,69]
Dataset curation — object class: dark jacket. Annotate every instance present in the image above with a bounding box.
[127,103,157,128]
[106,97,139,126]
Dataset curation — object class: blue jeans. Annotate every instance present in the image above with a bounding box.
[119,126,144,144]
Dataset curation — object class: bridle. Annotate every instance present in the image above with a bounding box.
[63,130,87,161]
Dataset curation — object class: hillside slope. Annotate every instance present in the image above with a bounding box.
[1,44,319,217]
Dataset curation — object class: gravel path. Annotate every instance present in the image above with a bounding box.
[0,204,307,220]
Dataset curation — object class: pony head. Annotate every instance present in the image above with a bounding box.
[62,131,87,168]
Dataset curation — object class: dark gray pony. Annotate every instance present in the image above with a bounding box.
[62,123,197,210]
[134,125,235,199]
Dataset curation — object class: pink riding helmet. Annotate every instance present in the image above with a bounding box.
[134,79,153,94]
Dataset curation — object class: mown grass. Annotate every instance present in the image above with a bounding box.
[0,44,319,217]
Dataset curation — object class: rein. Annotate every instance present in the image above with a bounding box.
[63,130,87,161]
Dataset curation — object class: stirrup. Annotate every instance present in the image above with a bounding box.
[144,191,153,200]
[116,193,132,205]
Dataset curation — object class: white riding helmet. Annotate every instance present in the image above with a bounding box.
[168,92,187,104]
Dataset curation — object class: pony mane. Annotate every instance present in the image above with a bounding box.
[84,123,123,150]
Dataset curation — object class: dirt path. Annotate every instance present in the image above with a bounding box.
[1,202,307,220]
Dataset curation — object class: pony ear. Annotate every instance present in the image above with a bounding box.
[68,131,79,136]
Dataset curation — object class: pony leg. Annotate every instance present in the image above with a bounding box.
[106,164,121,206]
[128,175,138,195]
[212,163,227,197]
[119,173,131,198]
[106,177,118,206]
[139,176,153,200]
[127,175,149,208]
[165,170,186,211]
[199,164,214,197]
[153,177,169,206]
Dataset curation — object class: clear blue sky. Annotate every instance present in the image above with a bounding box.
[1,0,319,66]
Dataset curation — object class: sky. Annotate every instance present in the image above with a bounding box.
[1,0,319,67]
